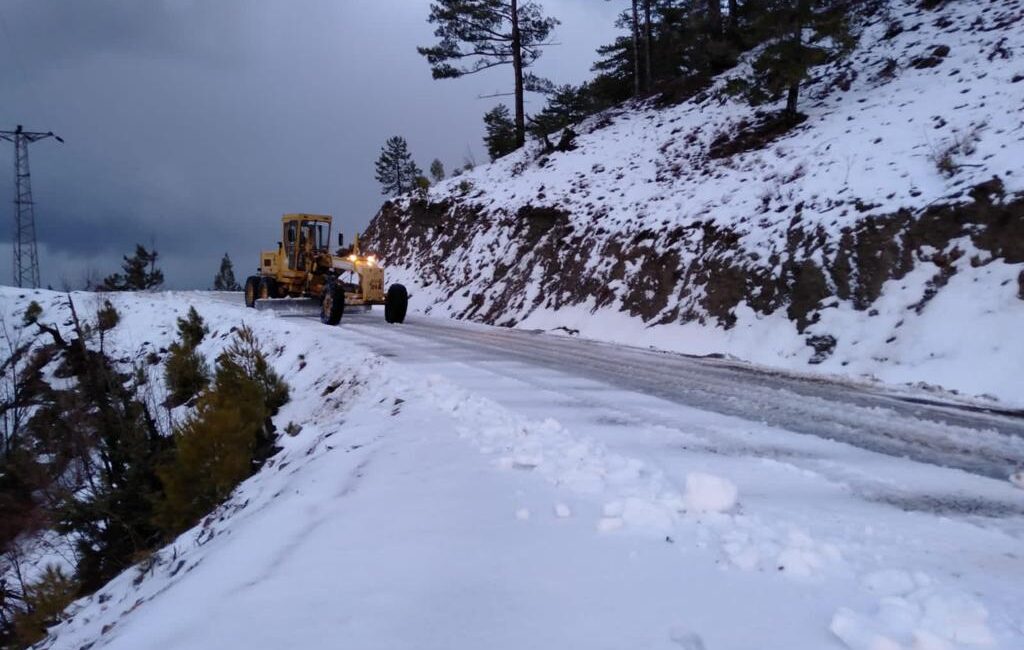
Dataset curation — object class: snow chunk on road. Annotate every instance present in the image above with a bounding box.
[682,472,738,513]
[721,524,843,578]
[597,517,624,532]
[831,608,903,650]
[602,497,675,533]
[832,575,994,650]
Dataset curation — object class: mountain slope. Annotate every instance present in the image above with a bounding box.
[364,0,1024,405]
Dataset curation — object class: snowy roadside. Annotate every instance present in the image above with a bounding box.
[4,289,1021,650]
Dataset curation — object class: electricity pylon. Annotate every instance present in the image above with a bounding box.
[0,125,63,288]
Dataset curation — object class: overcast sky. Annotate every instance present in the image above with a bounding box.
[0,0,621,289]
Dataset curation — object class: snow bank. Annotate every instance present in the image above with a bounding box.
[832,570,995,650]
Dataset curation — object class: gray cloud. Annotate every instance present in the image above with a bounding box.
[0,0,619,289]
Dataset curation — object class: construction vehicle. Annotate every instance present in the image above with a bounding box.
[243,213,408,325]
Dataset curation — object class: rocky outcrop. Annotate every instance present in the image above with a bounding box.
[365,179,1023,348]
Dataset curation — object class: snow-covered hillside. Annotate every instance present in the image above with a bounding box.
[3,289,1023,650]
[364,0,1024,405]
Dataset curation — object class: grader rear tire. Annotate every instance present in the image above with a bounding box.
[244,276,260,308]
[384,284,408,324]
[320,282,345,325]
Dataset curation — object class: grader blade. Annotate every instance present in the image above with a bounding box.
[254,297,321,317]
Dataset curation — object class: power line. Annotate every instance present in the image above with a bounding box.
[0,126,64,288]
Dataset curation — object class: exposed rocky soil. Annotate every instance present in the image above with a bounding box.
[366,181,1022,360]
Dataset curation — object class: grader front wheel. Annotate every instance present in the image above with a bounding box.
[320,282,345,325]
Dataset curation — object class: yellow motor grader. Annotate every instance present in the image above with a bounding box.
[243,213,408,325]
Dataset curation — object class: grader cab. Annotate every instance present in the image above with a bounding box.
[243,213,408,325]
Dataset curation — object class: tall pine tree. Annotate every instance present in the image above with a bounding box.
[212,253,241,291]
[374,136,422,197]
[418,0,559,150]
[602,0,654,96]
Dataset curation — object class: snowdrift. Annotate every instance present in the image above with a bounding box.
[364,0,1024,405]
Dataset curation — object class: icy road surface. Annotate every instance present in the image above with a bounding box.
[334,310,1024,483]
[38,291,1023,650]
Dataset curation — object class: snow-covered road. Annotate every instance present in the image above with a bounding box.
[332,310,1024,482]
[311,305,1024,647]
[35,292,1023,650]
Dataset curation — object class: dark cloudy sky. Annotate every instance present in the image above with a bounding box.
[0,0,620,289]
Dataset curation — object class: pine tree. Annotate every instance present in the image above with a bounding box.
[212,253,241,291]
[736,0,857,115]
[164,307,210,408]
[418,0,559,150]
[706,0,722,35]
[601,0,654,95]
[483,105,518,161]
[528,84,595,140]
[630,0,641,95]
[643,0,653,90]
[10,566,79,647]
[100,245,164,291]
[374,136,422,197]
[22,298,168,591]
[430,159,446,183]
[592,1,742,106]
[155,325,288,536]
